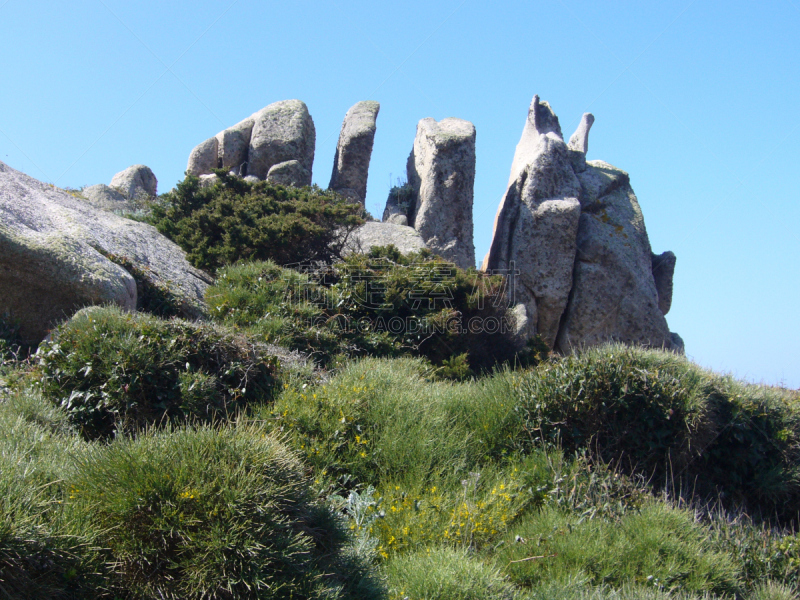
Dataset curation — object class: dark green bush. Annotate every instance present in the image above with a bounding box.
[69,424,382,599]
[208,248,544,373]
[514,344,800,518]
[149,171,365,271]
[34,307,277,439]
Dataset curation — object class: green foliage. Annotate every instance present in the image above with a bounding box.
[149,171,365,271]
[208,249,538,372]
[68,424,381,599]
[34,306,277,439]
[513,344,800,517]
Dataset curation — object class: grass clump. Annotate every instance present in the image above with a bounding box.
[499,502,739,597]
[0,389,94,599]
[149,171,365,271]
[68,423,382,599]
[208,248,543,373]
[33,306,278,439]
[386,546,518,600]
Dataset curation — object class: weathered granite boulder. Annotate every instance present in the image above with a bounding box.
[266,160,309,187]
[80,184,127,209]
[482,96,582,347]
[185,100,315,186]
[554,160,674,352]
[110,165,157,199]
[248,100,315,184]
[186,136,219,176]
[218,115,254,173]
[651,250,676,315]
[329,101,380,205]
[401,117,476,270]
[0,161,210,345]
[344,221,427,256]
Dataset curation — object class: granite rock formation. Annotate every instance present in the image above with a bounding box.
[484,96,680,352]
[110,164,157,199]
[345,221,427,256]
[0,161,210,345]
[329,101,380,205]
[384,118,476,270]
[186,100,315,186]
[482,96,582,348]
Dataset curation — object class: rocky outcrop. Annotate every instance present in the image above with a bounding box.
[248,100,315,184]
[0,161,210,345]
[482,97,582,348]
[345,222,427,256]
[185,100,315,186]
[329,101,380,205]
[110,165,157,199]
[554,160,674,352]
[651,251,676,315]
[483,97,680,353]
[400,117,476,270]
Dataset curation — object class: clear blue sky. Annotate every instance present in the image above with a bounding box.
[1,0,798,388]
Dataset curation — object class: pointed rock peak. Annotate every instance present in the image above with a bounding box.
[568,113,595,154]
[529,95,563,138]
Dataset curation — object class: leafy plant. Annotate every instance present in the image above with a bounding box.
[208,248,537,372]
[34,306,277,439]
[149,171,365,271]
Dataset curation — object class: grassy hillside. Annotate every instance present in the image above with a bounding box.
[2,306,799,598]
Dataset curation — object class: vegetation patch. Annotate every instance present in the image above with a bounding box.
[149,171,365,271]
[513,344,800,517]
[68,424,381,600]
[33,306,278,439]
[208,248,546,373]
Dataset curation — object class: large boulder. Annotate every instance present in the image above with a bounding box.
[247,100,315,184]
[482,96,581,347]
[186,136,219,176]
[554,160,674,352]
[404,117,476,270]
[344,221,427,256]
[110,164,157,199]
[329,101,380,205]
[0,161,210,345]
[184,100,315,185]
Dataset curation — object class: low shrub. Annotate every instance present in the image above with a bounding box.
[208,249,544,372]
[149,171,365,271]
[34,306,278,439]
[68,424,383,599]
[513,344,800,518]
